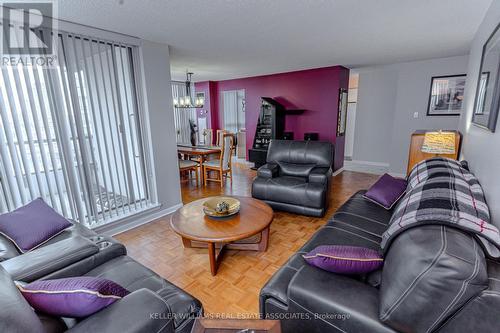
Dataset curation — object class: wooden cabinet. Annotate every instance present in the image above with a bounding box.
[406,130,462,175]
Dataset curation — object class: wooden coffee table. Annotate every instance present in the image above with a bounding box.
[170,196,274,275]
[191,318,281,332]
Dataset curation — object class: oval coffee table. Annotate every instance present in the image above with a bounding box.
[170,196,274,275]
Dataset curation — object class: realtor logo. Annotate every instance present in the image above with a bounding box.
[0,0,57,66]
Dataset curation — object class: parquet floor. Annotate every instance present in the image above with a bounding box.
[115,162,378,316]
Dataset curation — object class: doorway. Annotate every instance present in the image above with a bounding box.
[221,89,246,133]
[344,73,358,160]
[221,89,246,159]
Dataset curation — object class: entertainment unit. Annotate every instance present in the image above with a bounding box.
[249,98,286,169]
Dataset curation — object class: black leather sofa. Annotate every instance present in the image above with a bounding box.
[260,190,500,333]
[252,140,333,217]
[0,221,202,333]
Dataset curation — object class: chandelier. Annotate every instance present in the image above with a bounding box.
[173,71,204,108]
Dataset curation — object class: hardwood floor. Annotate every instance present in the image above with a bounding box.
[115,162,379,316]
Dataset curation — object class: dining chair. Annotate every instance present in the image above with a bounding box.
[215,130,228,147]
[203,133,234,187]
[179,159,199,185]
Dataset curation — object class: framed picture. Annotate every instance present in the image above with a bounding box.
[427,75,466,116]
[472,21,500,132]
[337,88,348,136]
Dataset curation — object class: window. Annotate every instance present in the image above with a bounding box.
[171,81,196,143]
[0,27,152,227]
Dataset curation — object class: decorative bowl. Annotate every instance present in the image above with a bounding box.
[203,197,240,218]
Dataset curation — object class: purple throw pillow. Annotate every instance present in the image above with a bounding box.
[0,198,72,253]
[303,245,383,274]
[17,277,130,318]
[363,173,407,209]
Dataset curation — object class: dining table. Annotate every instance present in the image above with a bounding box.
[177,144,221,183]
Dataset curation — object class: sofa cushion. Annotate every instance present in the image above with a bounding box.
[252,176,326,209]
[18,277,129,318]
[261,190,388,311]
[83,256,202,330]
[66,289,174,333]
[287,264,396,333]
[379,225,488,333]
[277,161,315,178]
[0,198,72,253]
[328,191,392,240]
[303,245,383,274]
[266,140,333,167]
[261,219,384,311]
[1,236,99,282]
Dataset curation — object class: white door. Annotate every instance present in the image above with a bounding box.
[345,74,359,160]
[345,102,357,159]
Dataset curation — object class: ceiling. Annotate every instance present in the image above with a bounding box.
[57,0,492,82]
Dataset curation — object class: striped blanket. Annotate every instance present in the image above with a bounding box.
[381,157,500,258]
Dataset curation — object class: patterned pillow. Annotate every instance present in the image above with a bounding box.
[17,277,130,318]
[0,198,72,253]
[303,245,383,274]
[363,173,407,210]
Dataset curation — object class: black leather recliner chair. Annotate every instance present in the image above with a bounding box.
[252,140,333,217]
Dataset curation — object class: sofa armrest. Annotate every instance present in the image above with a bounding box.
[257,163,279,179]
[308,167,331,184]
[68,289,175,333]
[288,265,395,333]
[0,236,99,282]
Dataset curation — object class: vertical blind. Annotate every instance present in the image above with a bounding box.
[171,81,196,144]
[222,90,239,133]
[0,25,151,227]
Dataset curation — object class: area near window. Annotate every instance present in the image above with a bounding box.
[0,24,153,227]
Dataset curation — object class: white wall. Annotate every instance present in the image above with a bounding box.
[140,41,182,209]
[350,55,469,176]
[351,66,398,169]
[459,1,500,227]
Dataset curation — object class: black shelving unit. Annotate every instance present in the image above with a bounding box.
[249,97,286,169]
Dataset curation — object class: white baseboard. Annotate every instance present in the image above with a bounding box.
[343,160,406,178]
[332,167,344,176]
[343,160,390,175]
[94,203,183,236]
[389,172,406,178]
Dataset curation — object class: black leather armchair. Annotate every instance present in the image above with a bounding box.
[252,140,333,217]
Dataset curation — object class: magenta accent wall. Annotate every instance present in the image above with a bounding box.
[195,66,349,170]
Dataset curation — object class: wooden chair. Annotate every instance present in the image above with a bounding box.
[179,159,199,185]
[203,133,234,187]
[215,130,228,147]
